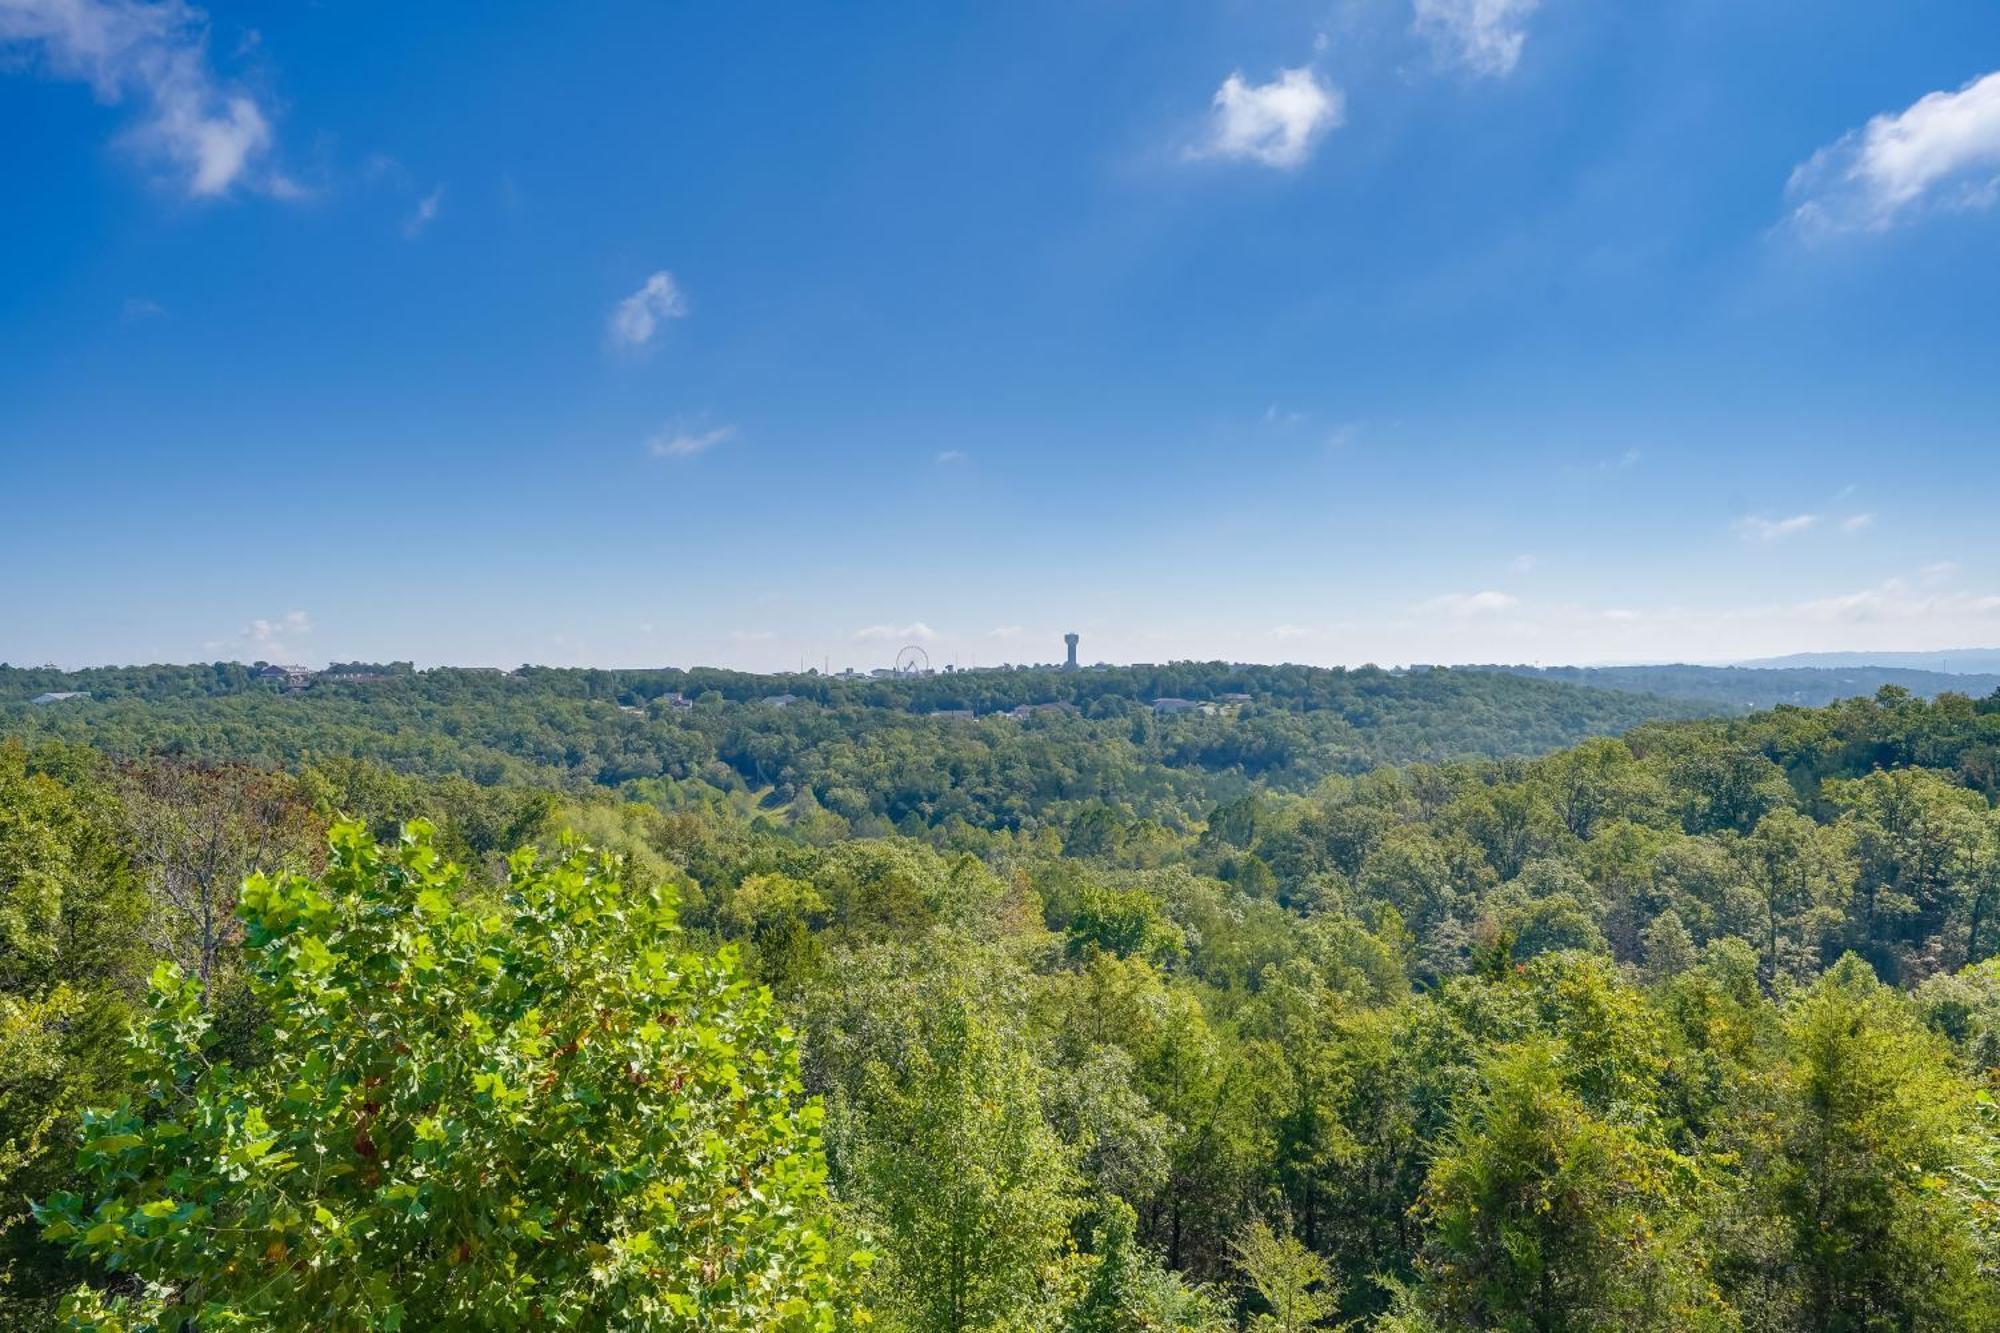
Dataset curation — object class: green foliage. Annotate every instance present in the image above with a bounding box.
[842,968,1078,1332]
[37,821,860,1331]
[1,661,1718,837]
[1414,1038,1729,1332]
[1495,663,2000,711]
[1719,956,1999,1331]
[1066,884,1186,967]
[5,678,2000,1329]
[1233,1217,1340,1332]
[0,744,146,1321]
[1064,1199,1229,1332]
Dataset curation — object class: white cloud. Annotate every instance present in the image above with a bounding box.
[647,422,735,459]
[1271,624,1320,639]
[1416,590,1519,618]
[852,622,937,642]
[608,271,689,348]
[988,625,1024,639]
[936,449,967,465]
[729,629,775,643]
[121,296,164,321]
[1191,67,1343,169]
[1230,561,2000,666]
[1413,0,1541,77]
[240,608,309,660]
[1922,561,1962,583]
[0,0,280,197]
[1788,70,2000,232]
[1791,578,2000,627]
[1840,512,1876,533]
[1734,513,1819,543]
[402,184,443,237]
[1509,553,1538,573]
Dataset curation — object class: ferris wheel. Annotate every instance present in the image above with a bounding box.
[895,644,930,676]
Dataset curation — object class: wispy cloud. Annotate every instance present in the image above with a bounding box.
[1415,590,1519,618]
[936,449,968,465]
[1787,69,2000,233]
[729,629,775,643]
[236,608,310,660]
[988,625,1023,639]
[1271,624,1321,639]
[853,622,937,642]
[1509,553,1538,573]
[0,0,283,197]
[647,422,735,459]
[1840,512,1876,533]
[121,296,165,322]
[608,271,689,348]
[1189,67,1343,169]
[1735,513,1819,543]
[1922,560,1962,583]
[402,183,443,237]
[1412,0,1541,78]
[1791,578,2000,626]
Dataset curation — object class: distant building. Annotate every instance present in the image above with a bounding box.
[660,692,694,711]
[1218,692,1252,704]
[928,708,975,721]
[1151,697,1207,716]
[30,691,88,704]
[255,664,317,691]
[761,693,800,708]
[1063,633,1079,670]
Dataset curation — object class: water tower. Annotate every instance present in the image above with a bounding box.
[1063,633,1079,670]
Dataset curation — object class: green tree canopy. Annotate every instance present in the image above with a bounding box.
[38,821,860,1331]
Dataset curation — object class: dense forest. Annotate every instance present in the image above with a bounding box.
[1,662,1714,834]
[5,672,2000,1327]
[1485,662,2000,709]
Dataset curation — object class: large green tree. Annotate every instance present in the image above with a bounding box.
[845,975,1078,1332]
[38,821,860,1331]
[1721,956,1998,1331]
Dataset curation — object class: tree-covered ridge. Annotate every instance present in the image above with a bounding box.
[1,662,1716,832]
[1484,661,2000,709]
[6,685,2000,1327]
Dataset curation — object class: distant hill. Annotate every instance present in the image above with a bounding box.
[1476,663,2000,710]
[1733,648,2000,675]
[0,661,1715,829]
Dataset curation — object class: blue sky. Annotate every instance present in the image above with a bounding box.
[4,0,2000,672]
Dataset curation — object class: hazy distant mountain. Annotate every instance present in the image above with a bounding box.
[1732,649,2000,674]
[1478,663,2000,710]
